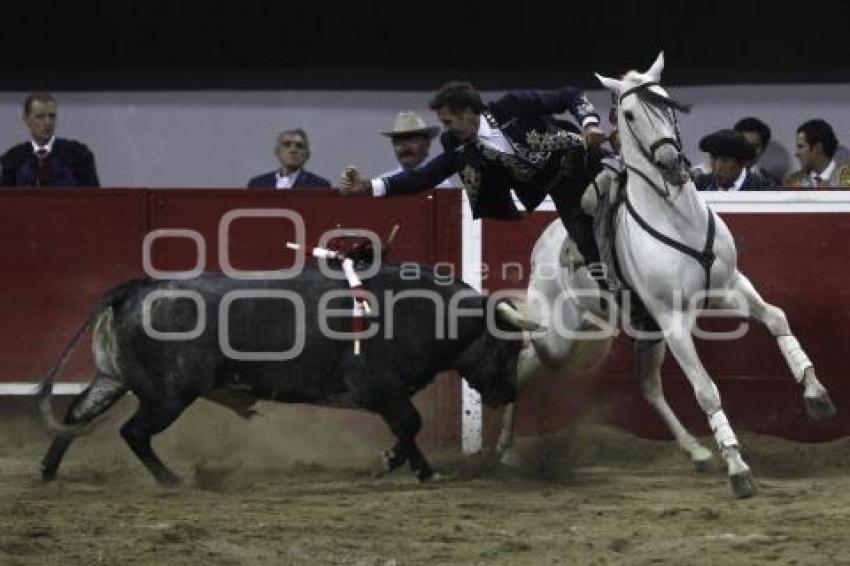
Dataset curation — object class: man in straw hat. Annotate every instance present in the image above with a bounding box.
[378,111,454,187]
[341,81,607,268]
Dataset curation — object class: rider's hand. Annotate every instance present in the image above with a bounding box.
[339,167,371,196]
[583,124,607,147]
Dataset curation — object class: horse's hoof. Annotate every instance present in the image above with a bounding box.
[371,450,393,478]
[729,472,758,499]
[499,448,521,468]
[805,393,837,420]
[693,457,713,473]
[690,446,713,472]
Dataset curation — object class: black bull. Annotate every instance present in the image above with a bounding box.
[37,264,533,484]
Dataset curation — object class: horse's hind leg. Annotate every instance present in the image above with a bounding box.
[658,312,757,498]
[633,339,713,471]
[728,272,835,420]
[41,373,128,481]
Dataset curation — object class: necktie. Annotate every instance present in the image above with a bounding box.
[813,175,823,188]
[35,148,49,187]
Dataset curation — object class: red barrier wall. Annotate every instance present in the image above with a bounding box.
[0,189,462,449]
[2,189,848,447]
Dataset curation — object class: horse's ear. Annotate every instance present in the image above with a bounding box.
[595,73,623,94]
[646,51,665,82]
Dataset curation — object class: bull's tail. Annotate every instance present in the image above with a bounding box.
[36,281,139,436]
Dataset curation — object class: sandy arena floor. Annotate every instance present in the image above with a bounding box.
[1,398,849,565]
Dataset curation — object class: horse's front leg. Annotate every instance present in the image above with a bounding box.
[657,311,757,498]
[727,272,836,420]
[496,403,522,466]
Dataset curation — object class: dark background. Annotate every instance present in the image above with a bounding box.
[4,0,848,90]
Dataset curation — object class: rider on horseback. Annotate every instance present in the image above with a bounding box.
[339,81,608,272]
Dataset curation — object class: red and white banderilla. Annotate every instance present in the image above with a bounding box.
[285,241,371,356]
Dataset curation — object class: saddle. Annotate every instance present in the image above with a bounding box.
[580,160,661,334]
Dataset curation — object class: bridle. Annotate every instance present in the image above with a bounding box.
[619,81,690,199]
[615,81,717,306]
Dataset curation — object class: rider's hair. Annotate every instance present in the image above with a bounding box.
[797,119,838,158]
[428,82,486,114]
[734,117,771,148]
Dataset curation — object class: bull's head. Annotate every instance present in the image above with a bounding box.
[460,300,542,408]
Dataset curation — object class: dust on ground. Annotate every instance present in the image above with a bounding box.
[1,398,849,565]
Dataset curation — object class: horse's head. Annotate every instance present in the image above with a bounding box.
[596,52,692,188]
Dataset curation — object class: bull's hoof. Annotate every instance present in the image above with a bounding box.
[804,393,837,421]
[499,448,521,468]
[155,471,183,487]
[39,462,58,482]
[419,471,442,483]
[729,472,758,499]
[40,469,57,482]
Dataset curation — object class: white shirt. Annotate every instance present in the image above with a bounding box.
[31,135,56,155]
[810,160,836,186]
[723,167,748,191]
[376,165,458,189]
[476,116,515,155]
[275,169,301,189]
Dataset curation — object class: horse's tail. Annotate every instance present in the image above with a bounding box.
[36,280,142,436]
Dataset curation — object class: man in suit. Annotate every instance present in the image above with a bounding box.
[247,128,331,189]
[1,93,100,188]
[340,81,607,267]
[694,129,768,192]
[733,117,780,187]
[784,119,850,188]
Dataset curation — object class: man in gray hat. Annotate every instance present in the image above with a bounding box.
[379,111,455,188]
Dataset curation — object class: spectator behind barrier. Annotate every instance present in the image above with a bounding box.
[1,92,100,188]
[785,119,850,188]
[733,117,780,187]
[247,128,331,189]
[695,129,768,191]
[378,111,455,188]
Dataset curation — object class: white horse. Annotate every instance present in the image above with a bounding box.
[500,53,836,498]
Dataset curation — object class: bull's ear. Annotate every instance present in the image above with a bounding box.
[646,51,665,82]
[595,73,623,95]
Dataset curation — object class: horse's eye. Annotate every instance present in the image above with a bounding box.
[623,110,635,121]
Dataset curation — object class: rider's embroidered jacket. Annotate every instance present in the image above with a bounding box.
[380,88,600,220]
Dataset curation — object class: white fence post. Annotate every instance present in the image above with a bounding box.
[460,190,483,454]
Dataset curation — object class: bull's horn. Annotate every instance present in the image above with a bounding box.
[495,302,542,332]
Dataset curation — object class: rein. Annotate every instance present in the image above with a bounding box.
[618,80,717,304]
